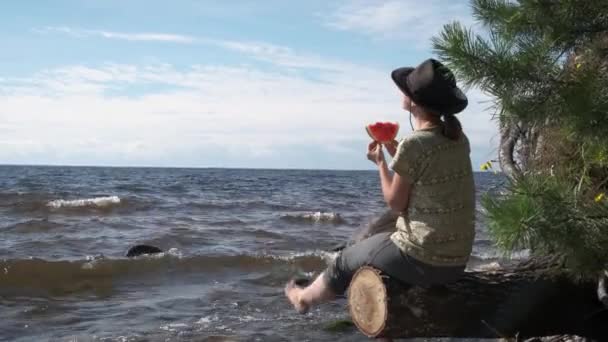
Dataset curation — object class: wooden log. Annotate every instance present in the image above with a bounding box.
[347,258,608,340]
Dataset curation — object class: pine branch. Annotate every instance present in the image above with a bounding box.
[471,0,518,31]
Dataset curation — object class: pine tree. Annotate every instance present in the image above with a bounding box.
[432,0,608,278]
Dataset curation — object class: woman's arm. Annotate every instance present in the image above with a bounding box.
[378,160,411,212]
[368,142,411,212]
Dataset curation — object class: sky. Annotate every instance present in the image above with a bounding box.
[0,0,499,170]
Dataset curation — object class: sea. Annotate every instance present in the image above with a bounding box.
[0,165,511,342]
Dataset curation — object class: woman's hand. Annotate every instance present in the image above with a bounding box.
[367,141,386,165]
[385,140,398,158]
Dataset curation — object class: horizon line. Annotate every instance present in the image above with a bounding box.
[0,163,376,172]
[0,163,498,174]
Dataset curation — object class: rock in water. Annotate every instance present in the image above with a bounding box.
[126,244,163,257]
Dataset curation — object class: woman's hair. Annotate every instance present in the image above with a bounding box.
[441,113,462,140]
[416,104,463,140]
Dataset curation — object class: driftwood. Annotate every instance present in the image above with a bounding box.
[347,258,608,340]
[339,210,608,340]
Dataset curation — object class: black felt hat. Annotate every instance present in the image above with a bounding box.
[391,58,468,115]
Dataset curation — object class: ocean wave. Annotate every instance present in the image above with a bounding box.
[0,192,50,210]
[190,199,292,211]
[280,212,346,224]
[0,251,330,297]
[4,219,62,233]
[319,188,360,199]
[466,249,530,271]
[471,249,530,261]
[1,193,153,215]
[47,196,121,209]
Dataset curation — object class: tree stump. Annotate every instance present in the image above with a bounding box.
[347,259,608,340]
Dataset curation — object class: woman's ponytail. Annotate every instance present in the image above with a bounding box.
[441,113,462,140]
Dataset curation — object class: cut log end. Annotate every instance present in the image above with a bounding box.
[346,261,608,340]
[348,267,388,337]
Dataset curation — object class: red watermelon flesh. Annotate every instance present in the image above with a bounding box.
[366,122,399,143]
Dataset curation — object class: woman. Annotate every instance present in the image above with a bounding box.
[285,58,476,314]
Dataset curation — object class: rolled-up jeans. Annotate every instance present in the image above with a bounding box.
[323,232,466,295]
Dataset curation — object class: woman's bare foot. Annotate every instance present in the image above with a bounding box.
[284,279,310,314]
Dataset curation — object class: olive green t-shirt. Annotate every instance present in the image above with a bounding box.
[389,127,476,266]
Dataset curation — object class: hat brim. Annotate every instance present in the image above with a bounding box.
[442,87,468,115]
[391,66,468,115]
[391,67,415,100]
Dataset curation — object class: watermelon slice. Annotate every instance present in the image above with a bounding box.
[366,122,399,143]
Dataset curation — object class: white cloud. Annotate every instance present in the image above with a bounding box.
[326,1,413,33]
[324,0,472,45]
[96,31,195,43]
[35,26,361,74]
[2,34,497,168]
[33,26,196,43]
[215,40,335,70]
[0,63,385,167]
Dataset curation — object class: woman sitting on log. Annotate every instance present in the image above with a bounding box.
[285,58,476,314]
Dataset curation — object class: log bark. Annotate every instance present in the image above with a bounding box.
[347,258,608,340]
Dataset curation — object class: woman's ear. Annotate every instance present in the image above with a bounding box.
[409,101,420,118]
[402,95,414,111]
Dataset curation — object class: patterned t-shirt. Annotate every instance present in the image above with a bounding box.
[389,126,476,266]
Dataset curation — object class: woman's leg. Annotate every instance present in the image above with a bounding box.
[285,232,394,313]
[284,271,334,314]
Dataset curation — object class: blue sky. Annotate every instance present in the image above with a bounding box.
[0,0,498,170]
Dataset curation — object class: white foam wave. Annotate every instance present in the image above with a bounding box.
[282,211,345,224]
[467,261,502,272]
[160,323,188,332]
[152,247,182,259]
[196,314,219,326]
[47,196,121,209]
[303,212,343,222]
[473,249,530,261]
[264,250,337,265]
[467,249,530,271]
